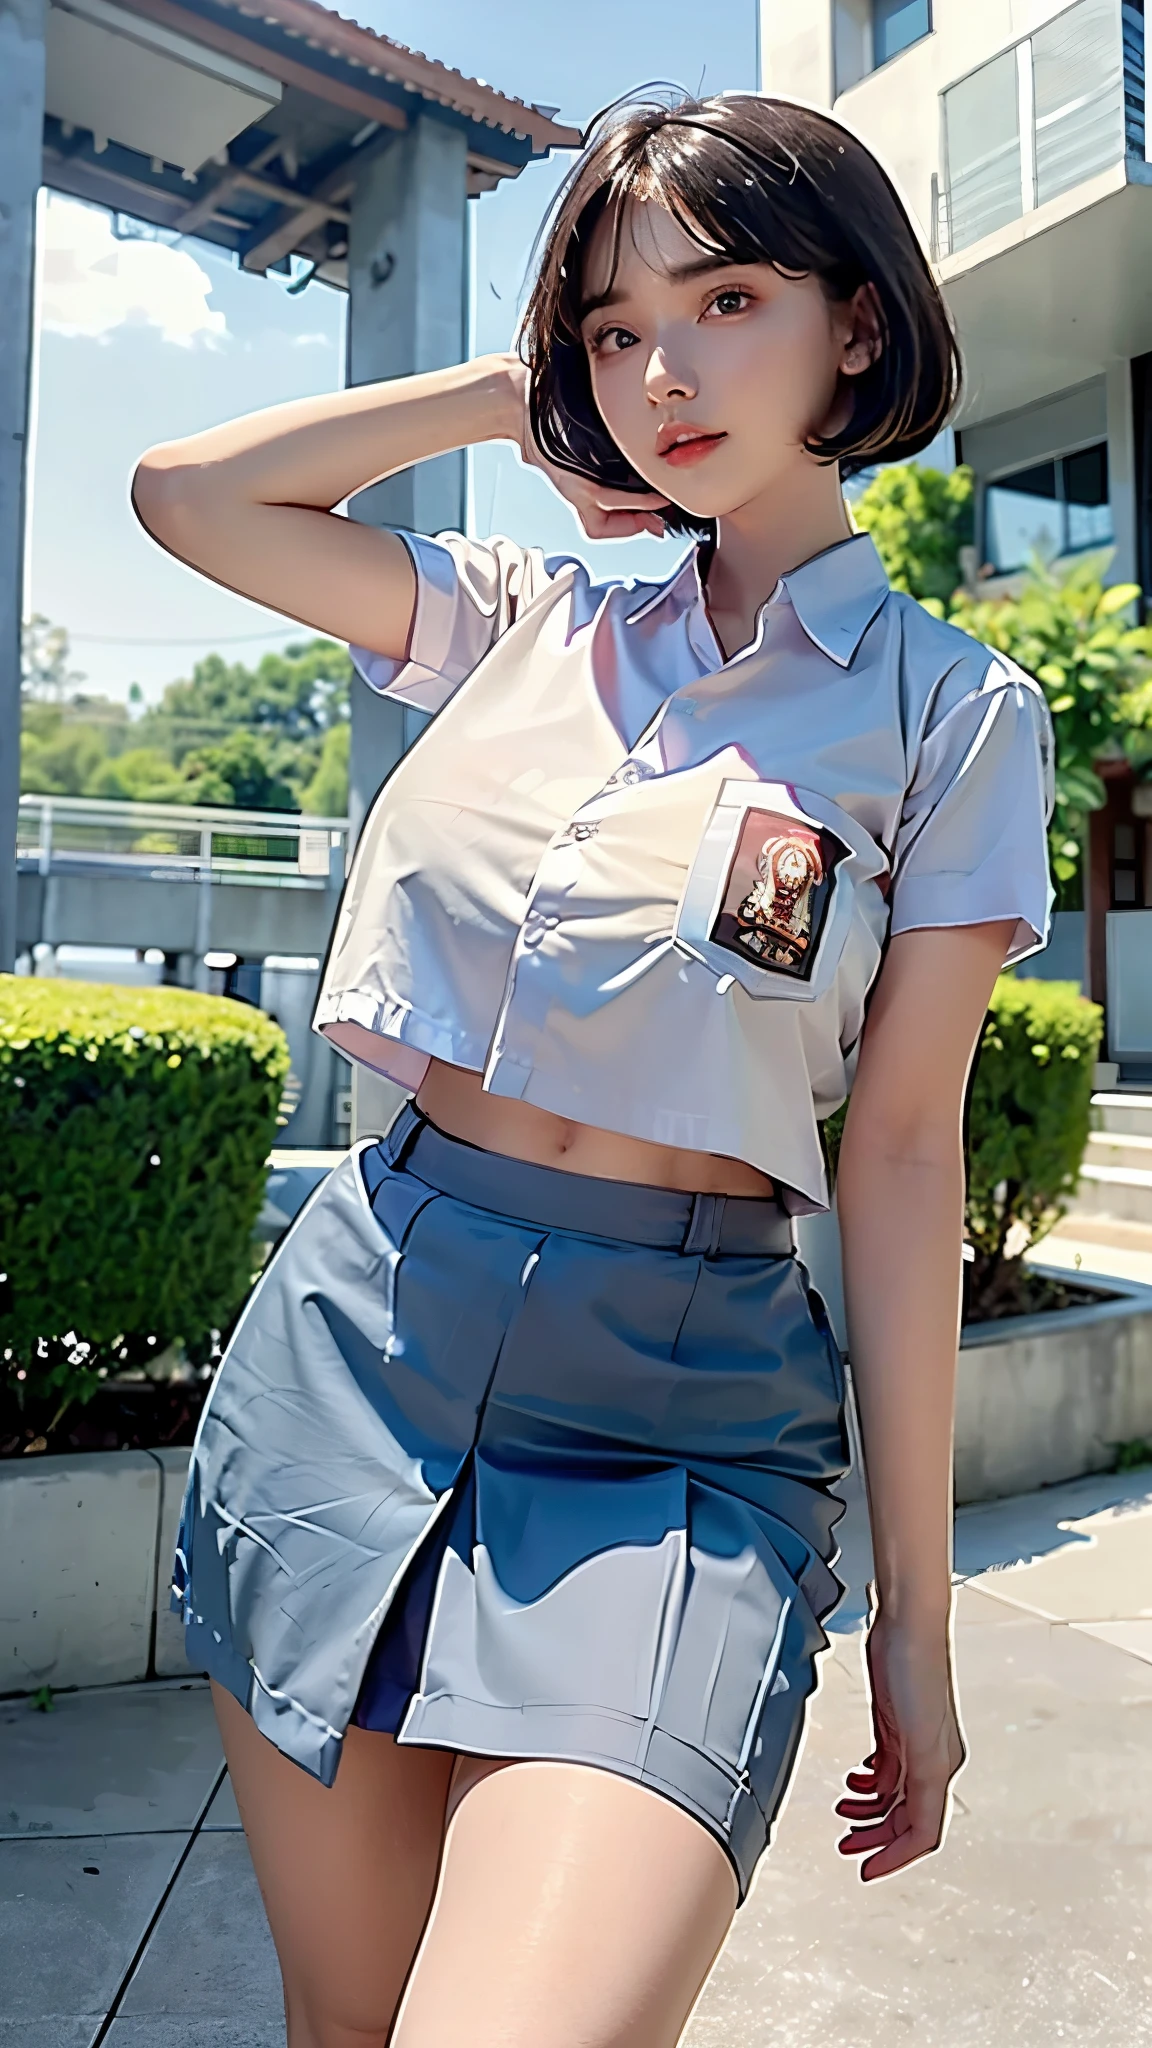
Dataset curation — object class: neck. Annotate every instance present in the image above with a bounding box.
[704,458,853,652]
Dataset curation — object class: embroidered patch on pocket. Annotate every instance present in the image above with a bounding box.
[710,810,844,981]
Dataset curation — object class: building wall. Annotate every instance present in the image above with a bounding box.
[764,1,1105,243]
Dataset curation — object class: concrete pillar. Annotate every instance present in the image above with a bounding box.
[344,112,468,839]
[0,0,45,973]
[343,111,468,1137]
[1106,359,1138,589]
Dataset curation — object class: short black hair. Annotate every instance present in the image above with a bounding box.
[519,88,962,538]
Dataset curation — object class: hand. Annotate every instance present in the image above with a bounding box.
[505,355,670,542]
[835,1607,966,1881]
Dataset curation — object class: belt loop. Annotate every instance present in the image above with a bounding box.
[683,1191,726,1258]
[380,1098,424,1170]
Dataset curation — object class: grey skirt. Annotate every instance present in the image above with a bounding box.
[173,1103,851,1897]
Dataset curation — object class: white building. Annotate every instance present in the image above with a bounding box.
[762,0,1152,1071]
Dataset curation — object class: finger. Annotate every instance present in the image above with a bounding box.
[836,1814,901,1857]
[859,1819,942,1882]
[835,1791,899,1821]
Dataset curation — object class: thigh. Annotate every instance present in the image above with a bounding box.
[212,1681,454,2047]
[392,1759,740,2048]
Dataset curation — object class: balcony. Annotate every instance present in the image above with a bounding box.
[936,0,1145,259]
[929,0,1151,421]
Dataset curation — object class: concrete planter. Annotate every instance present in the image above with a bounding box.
[0,1446,199,1696]
[955,1270,1152,1504]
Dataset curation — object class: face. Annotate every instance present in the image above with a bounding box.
[578,197,881,519]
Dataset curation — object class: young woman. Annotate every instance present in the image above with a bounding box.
[134,90,1053,2048]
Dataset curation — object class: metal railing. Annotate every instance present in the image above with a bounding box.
[17,793,350,886]
[937,0,1141,259]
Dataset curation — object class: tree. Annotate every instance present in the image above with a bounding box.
[948,557,1152,895]
[142,639,352,760]
[21,614,86,701]
[301,721,350,816]
[19,625,353,814]
[851,464,975,605]
[178,731,298,811]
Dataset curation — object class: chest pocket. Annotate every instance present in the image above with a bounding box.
[673,779,889,1003]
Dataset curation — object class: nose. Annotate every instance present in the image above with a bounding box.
[644,345,697,406]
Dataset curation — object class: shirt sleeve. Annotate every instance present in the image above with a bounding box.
[348,529,556,716]
[889,653,1055,966]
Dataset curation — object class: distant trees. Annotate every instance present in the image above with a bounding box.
[19,628,353,814]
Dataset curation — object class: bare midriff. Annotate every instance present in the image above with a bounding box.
[415,1056,776,1199]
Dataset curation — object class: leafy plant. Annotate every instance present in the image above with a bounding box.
[851,464,975,605]
[947,556,1152,894]
[0,978,289,1418]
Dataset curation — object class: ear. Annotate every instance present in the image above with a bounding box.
[837,282,885,379]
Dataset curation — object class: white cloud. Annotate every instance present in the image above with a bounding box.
[39,194,228,347]
[292,331,332,347]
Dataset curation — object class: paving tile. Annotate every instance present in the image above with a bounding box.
[0,1680,222,1839]
[0,1832,186,2027]
[106,2022,286,2045]
[687,1585,1152,2046]
[117,1831,283,2028]
[967,1499,1152,1624]
[0,2020,97,2046]
[954,1467,1152,1581]
[1071,1619,1152,1665]
[200,1774,242,1832]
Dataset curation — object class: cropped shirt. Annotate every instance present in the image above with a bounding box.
[315,527,1054,1215]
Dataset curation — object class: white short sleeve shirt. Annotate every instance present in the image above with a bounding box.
[315,528,1054,1214]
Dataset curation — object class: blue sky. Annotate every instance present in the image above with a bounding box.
[28,0,757,701]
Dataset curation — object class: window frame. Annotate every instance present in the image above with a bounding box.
[980,435,1114,574]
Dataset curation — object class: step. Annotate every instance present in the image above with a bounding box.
[1067,1162,1152,1226]
[1092,1090,1152,1139]
[1048,1213,1152,1255]
[1084,1130,1152,1175]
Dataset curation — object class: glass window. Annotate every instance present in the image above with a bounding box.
[1032,0,1124,210]
[872,0,931,66]
[943,50,1022,253]
[983,443,1113,572]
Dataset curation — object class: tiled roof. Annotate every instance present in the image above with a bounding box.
[218,0,583,147]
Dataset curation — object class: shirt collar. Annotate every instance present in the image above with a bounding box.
[624,530,891,670]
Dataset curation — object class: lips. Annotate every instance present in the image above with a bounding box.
[657,426,727,468]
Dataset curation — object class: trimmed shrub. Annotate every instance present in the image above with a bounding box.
[0,977,289,1416]
[965,977,1102,1317]
[822,974,1102,1318]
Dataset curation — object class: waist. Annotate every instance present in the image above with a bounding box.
[415,1059,777,1200]
[373,1103,795,1259]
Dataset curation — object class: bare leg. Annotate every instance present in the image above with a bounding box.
[393,1758,740,2048]
[211,1681,454,2048]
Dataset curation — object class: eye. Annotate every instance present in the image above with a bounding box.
[704,287,754,318]
[587,325,638,355]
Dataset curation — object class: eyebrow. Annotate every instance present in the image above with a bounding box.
[579,253,740,322]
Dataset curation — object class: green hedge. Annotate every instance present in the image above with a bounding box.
[1,977,289,1413]
[965,977,1102,1315]
[823,974,1102,1316]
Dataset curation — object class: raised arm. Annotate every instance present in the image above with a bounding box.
[832,920,1015,1881]
[131,351,670,656]
[131,354,525,657]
